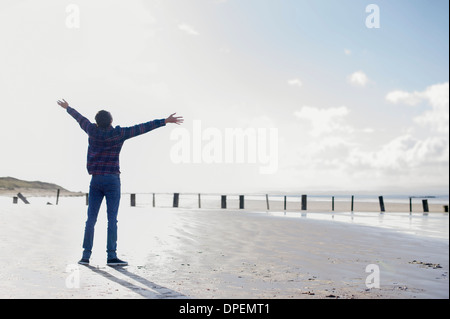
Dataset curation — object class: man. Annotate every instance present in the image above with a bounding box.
[57,99,183,266]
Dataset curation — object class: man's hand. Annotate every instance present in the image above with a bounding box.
[57,99,69,109]
[166,113,184,125]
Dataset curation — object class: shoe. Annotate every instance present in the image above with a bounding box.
[107,258,128,266]
[78,258,90,265]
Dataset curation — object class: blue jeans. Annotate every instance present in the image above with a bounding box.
[82,174,121,260]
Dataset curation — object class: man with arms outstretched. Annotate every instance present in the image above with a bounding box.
[57,99,183,266]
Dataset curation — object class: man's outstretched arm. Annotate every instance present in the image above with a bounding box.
[120,113,184,141]
[57,99,92,134]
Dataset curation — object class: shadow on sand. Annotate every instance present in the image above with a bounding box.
[83,265,187,299]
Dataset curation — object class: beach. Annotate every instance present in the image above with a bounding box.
[0,196,448,299]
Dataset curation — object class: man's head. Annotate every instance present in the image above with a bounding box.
[95,110,113,129]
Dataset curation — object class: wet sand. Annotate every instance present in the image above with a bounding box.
[0,200,447,299]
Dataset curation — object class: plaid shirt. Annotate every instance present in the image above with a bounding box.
[67,106,166,175]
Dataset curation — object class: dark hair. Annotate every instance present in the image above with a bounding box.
[95,110,113,129]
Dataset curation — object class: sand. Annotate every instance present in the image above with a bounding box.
[0,198,448,299]
[0,188,83,198]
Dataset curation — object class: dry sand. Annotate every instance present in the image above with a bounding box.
[0,199,448,299]
[0,188,83,198]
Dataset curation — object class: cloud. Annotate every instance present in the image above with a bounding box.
[387,82,449,133]
[290,84,449,191]
[348,134,449,171]
[414,82,449,134]
[288,78,303,88]
[386,90,422,106]
[294,106,352,137]
[344,49,352,55]
[178,23,200,36]
[343,81,450,179]
[348,71,369,87]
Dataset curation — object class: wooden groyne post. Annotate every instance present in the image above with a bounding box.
[301,195,307,211]
[173,193,179,208]
[266,194,270,210]
[17,193,30,204]
[56,189,60,205]
[130,194,136,207]
[379,196,385,213]
[351,195,354,212]
[239,195,245,210]
[221,195,227,209]
[332,196,335,211]
[422,199,429,215]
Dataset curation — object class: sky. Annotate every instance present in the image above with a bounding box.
[0,0,448,195]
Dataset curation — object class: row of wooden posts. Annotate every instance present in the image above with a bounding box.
[129,193,304,211]
[12,190,449,214]
[128,193,448,214]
